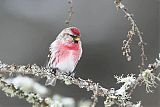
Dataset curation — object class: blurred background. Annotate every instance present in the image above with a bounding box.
[0,0,159,107]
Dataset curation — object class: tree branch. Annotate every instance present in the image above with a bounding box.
[0,61,109,97]
[65,0,74,27]
[114,0,147,67]
[0,53,160,107]
[0,75,49,107]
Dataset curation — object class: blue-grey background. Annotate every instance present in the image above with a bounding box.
[0,0,159,107]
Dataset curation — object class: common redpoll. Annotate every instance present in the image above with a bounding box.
[45,27,82,86]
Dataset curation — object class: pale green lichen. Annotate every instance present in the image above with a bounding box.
[0,52,160,107]
[0,76,50,107]
[104,97,114,107]
[6,75,48,96]
[142,69,160,93]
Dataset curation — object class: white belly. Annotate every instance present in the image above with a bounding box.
[56,53,75,73]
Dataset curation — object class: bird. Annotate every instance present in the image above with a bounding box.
[45,27,82,86]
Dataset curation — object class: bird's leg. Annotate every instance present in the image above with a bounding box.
[68,72,75,77]
[51,68,58,76]
[62,71,74,77]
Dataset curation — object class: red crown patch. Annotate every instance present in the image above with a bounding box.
[70,27,80,35]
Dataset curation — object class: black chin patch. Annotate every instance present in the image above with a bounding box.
[74,41,78,43]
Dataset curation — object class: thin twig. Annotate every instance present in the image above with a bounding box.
[114,0,147,67]
[65,0,74,27]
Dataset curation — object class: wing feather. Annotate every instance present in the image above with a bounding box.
[47,39,60,68]
[78,41,82,60]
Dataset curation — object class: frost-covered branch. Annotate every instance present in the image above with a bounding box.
[0,53,160,107]
[112,54,160,106]
[114,0,147,67]
[142,53,160,93]
[104,54,160,106]
[0,75,50,107]
[6,75,48,96]
[0,74,80,107]
[0,61,109,99]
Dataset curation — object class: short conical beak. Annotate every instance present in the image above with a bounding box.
[74,37,80,41]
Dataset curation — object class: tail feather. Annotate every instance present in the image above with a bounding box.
[45,77,57,86]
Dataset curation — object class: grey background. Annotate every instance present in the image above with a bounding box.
[0,0,159,107]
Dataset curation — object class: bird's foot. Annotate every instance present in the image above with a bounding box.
[68,72,75,78]
[62,72,75,77]
[51,68,58,76]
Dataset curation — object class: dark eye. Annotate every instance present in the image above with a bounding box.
[69,34,75,38]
